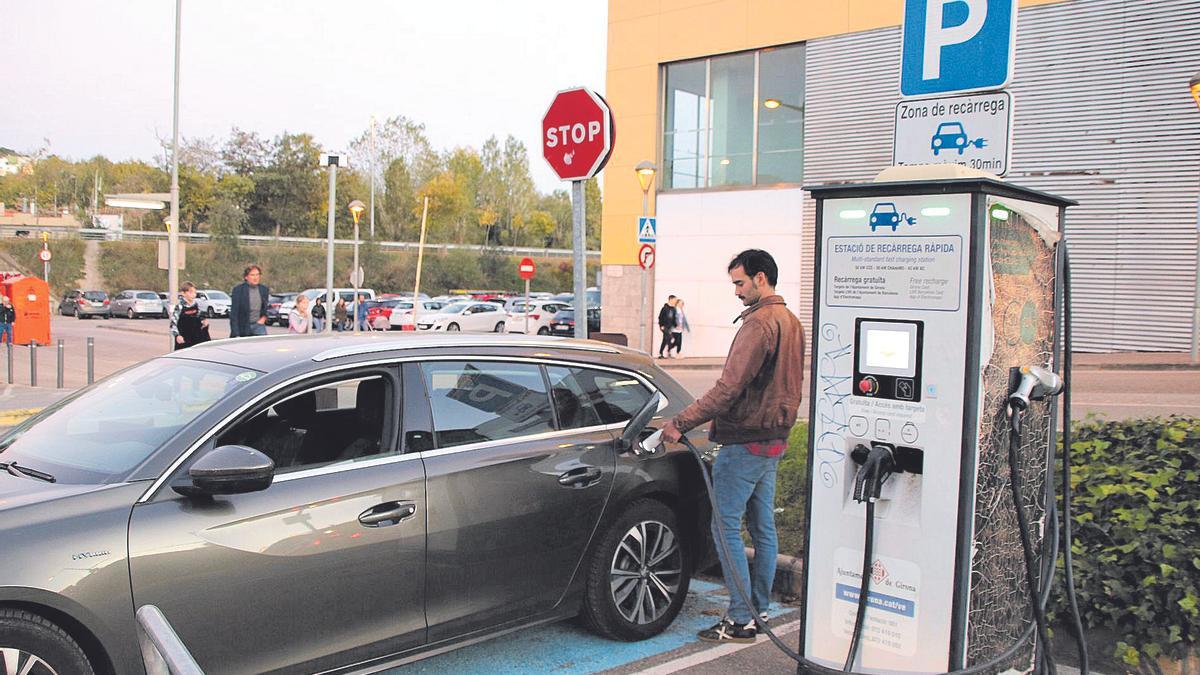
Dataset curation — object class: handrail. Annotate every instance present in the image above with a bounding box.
[136,605,204,675]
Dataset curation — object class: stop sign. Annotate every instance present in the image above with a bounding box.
[518,257,536,280]
[542,87,615,181]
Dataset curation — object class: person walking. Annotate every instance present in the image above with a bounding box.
[288,294,312,334]
[661,249,806,644]
[333,298,348,332]
[311,296,326,333]
[169,282,211,350]
[0,295,14,345]
[669,298,691,358]
[355,294,370,332]
[229,264,271,337]
[657,295,677,359]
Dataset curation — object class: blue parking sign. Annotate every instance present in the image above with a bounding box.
[901,0,1016,97]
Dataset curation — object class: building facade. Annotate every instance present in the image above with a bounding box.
[601,0,1200,356]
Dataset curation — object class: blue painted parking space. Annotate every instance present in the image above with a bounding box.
[388,580,746,674]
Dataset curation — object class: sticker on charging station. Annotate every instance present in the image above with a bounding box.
[825,235,963,311]
[833,549,920,656]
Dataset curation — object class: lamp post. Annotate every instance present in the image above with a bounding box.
[1189,72,1200,363]
[168,0,182,324]
[763,98,803,113]
[635,160,656,353]
[349,200,365,334]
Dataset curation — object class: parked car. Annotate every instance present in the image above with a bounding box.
[549,307,602,337]
[0,334,712,674]
[110,290,166,319]
[60,290,111,319]
[266,293,299,326]
[550,287,602,308]
[156,292,169,302]
[196,290,231,318]
[417,301,506,332]
[388,300,446,330]
[365,298,404,329]
[283,288,377,322]
[506,299,570,335]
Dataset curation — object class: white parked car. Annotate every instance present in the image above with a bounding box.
[506,299,570,335]
[388,300,446,330]
[282,288,377,320]
[196,290,231,317]
[418,301,506,332]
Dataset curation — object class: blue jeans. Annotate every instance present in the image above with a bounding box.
[312,317,324,333]
[711,444,780,623]
[0,323,10,343]
[247,323,267,336]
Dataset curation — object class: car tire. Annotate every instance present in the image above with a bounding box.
[494,321,505,333]
[0,608,95,675]
[580,498,690,641]
[161,309,169,319]
[77,313,88,320]
[127,308,135,320]
[447,323,460,332]
[538,327,550,335]
[206,307,215,318]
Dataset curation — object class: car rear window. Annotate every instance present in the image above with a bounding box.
[137,292,159,300]
[421,362,555,448]
[84,291,107,301]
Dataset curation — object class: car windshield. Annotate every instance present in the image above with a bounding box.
[441,304,468,314]
[207,291,230,301]
[556,310,575,320]
[137,292,159,300]
[0,360,258,484]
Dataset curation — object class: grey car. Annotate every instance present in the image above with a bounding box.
[110,290,167,319]
[60,290,112,319]
[0,334,713,674]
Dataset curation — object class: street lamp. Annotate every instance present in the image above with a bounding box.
[1189,72,1200,363]
[763,98,803,113]
[634,161,656,353]
[349,199,365,334]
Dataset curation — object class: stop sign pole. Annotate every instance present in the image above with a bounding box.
[543,87,614,339]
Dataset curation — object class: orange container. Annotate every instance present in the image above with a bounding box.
[1,276,51,346]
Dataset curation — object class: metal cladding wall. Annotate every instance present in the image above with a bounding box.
[803,0,1200,352]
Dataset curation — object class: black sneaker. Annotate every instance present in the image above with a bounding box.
[698,617,757,643]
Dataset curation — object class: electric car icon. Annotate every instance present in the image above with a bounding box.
[931,121,969,156]
[869,202,916,231]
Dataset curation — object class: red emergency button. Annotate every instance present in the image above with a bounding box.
[858,377,878,395]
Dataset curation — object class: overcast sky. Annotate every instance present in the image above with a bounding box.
[1,0,608,192]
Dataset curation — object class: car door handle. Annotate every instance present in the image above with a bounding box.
[358,501,417,527]
[558,466,602,488]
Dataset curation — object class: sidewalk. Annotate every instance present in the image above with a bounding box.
[657,351,1200,371]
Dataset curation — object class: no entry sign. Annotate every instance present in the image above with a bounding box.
[542,87,615,182]
[518,257,536,280]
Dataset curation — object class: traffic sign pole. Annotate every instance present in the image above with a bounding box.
[524,278,531,334]
[572,180,586,340]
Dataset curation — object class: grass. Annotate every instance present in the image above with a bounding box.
[0,238,86,299]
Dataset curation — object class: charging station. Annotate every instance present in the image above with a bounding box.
[799,171,1076,673]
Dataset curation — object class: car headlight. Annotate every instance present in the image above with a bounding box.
[933,138,942,147]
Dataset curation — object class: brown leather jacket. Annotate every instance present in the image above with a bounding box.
[672,295,806,444]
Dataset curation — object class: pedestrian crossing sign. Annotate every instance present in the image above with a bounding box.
[637,217,657,243]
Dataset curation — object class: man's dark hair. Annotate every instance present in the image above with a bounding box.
[667,294,676,301]
[181,281,196,292]
[728,249,778,286]
[243,264,262,278]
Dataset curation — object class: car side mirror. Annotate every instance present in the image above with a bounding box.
[174,445,274,498]
[617,392,662,454]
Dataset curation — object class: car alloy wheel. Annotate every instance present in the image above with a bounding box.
[609,520,682,625]
[127,308,135,319]
[0,647,57,674]
[206,307,215,318]
[494,321,505,333]
[538,327,550,335]
[447,323,460,331]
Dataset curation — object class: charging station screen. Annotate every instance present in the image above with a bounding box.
[859,321,919,377]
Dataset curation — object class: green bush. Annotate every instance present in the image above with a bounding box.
[0,238,86,298]
[776,421,809,558]
[1054,415,1200,666]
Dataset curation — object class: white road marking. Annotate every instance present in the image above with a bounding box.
[636,619,802,675]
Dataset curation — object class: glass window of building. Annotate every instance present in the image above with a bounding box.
[757,44,805,185]
[708,52,755,187]
[663,59,707,189]
[661,43,805,190]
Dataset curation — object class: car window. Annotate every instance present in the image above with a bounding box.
[138,292,159,300]
[217,374,393,473]
[571,368,652,425]
[545,367,603,429]
[208,291,229,301]
[84,291,106,301]
[421,361,555,448]
[0,361,256,483]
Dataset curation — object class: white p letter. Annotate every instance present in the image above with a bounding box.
[923,0,988,80]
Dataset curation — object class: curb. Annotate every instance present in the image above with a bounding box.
[91,323,170,337]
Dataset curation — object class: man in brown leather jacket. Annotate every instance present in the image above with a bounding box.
[663,249,806,643]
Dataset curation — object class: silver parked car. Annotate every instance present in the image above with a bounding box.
[110,290,167,319]
[0,334,713,674]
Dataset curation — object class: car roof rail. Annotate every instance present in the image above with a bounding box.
[311,336,621,362]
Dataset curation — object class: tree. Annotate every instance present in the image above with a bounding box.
[207,197,245,256]
[381,158,415,240]
[585,177,602,249]
[178,165,216,231]
[214,174,255,211]
[478,135,535,245]
[525,210,557,247]
[221,127,273,176]
[255,132,322,237]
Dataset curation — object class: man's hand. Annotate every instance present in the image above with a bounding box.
[662,420,682,444]
[175,335,184,345]
[256,317,266,325]
[200,319,209,328]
